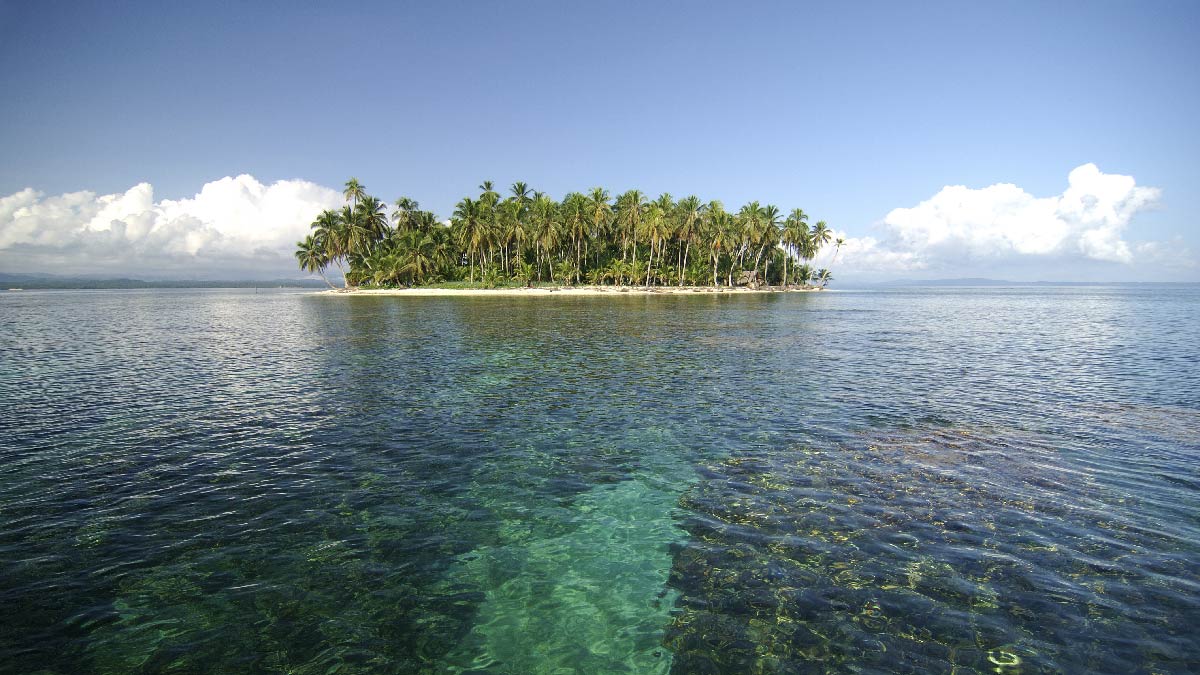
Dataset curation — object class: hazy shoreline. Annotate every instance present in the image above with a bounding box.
[320,285,825,297]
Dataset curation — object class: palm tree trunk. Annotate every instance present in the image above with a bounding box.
[662,240,668,285]
[648,240,657,284]
[335,258,350,289]
[681,242,690,286]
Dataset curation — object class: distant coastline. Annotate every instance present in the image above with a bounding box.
[0,274,326,290]
[872,277,1193,287]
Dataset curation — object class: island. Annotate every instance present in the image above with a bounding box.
[296,179,842,292]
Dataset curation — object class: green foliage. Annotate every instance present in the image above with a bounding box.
[513,261,536,287]
[553,260,577,286]
[795,264,814,286]
[481,266,505,289]
[296,178,837,289]
[683,256,709,286]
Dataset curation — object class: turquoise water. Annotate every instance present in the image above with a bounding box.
[1,286,1197,674]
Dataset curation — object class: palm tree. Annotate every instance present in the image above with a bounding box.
[639,199,671,286]
[498,199,527,275]
[795,263,814,287]
[478,181,500,206]
[675,196,703,286]
[358,195,390,245]
[810,220,832,260]
[510,181,531,205]
[392,197,420,233]
[310,209,348,284]
[614,190,647,270]
[399,231,451,284]
[736,202,762,284]
[757,204,782,284]
[830,237,846,266]
[560,192,588,283]
[530,194,560,282]
[703,202,732,286]
[340,205,374,263]
[536,200,563,282]
[816,268,833,287]
[343,178,366,208]
[294,235,335,288]
[587,187,612,271]
[781,208,809,287]
[453,197,488,283]
[640,194,673,285]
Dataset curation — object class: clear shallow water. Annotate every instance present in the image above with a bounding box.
[0,286,1197,674]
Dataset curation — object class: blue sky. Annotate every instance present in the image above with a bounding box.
[1,1,1197,280]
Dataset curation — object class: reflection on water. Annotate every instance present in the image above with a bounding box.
[0,286,1198,674]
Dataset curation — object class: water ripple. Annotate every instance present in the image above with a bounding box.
[1,286,1197,674]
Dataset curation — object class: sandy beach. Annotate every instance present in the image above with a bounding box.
[320,285,824,297]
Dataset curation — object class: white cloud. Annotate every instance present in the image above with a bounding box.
[0,175,341,278]
[825,164,1190,280]
[2,166,1190,282]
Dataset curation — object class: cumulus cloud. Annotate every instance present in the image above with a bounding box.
[0,175,341,278]
[828,164,1189,280]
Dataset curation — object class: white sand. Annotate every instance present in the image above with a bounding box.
[319,285,823,297]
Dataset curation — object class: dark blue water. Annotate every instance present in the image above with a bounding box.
[1,286,1197,674]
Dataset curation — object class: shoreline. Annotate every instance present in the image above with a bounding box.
[318,285,825,297]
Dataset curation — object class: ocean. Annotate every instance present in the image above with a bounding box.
[1,286,1197,674]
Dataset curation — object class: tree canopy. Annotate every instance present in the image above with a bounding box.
[296,180,838,289]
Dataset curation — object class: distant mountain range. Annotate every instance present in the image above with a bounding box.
[0,273,326,289]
